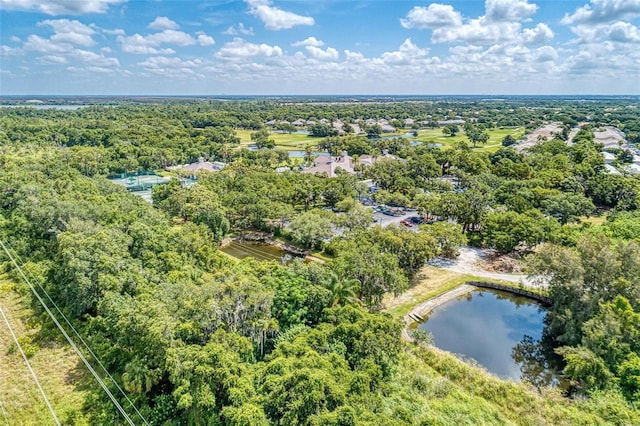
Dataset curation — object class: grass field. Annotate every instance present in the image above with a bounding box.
[0,276,91,425]
[235,129,322,150]
[414,127,525,153]
[235,127,525,154]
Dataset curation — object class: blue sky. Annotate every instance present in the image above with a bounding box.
[1,0,639,95]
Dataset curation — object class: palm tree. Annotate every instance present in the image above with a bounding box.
[326,273,361,307]
[122,357,161,394]
[304,146,315,166]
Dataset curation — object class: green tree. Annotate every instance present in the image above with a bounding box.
[422,221,467,257]
[289,210,333,249]
[325,273,361,307]
[251,128,275,149]
[502,134,517,146]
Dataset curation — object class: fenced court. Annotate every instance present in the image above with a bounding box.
[109,174,171,192]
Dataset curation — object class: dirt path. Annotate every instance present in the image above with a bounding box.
[427,247,534,287]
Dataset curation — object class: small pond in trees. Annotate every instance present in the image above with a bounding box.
[221,241,299,264]
[418,288,565,388]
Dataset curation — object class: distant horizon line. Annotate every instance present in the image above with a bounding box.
[2,94,639,98]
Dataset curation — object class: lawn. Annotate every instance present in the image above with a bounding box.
[415,127,525,153]
[234,127,525,154]
[235,129,322,151]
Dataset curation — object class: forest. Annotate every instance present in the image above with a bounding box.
[1,97,640,425]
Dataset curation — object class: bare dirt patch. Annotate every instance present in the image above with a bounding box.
[483,253,526,274]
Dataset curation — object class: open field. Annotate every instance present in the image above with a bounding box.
[235,127,525,153]
[0,276,90,425]
[414,127,525,152]
[235,129,321,150]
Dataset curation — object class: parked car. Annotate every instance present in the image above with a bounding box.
[409,216,424,224]
[382,210,396,216]
[400,219,414,227]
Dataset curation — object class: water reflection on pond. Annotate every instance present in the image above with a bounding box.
[418,288,564,387]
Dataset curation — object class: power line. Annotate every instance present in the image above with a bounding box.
[0,303,60,425]
[0,238,149,426]
[0,238,138,426]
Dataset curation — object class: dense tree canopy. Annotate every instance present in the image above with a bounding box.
[1,97,639,423]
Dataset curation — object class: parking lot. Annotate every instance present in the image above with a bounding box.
[371,207,421,229]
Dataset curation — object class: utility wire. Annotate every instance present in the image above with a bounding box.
[0,304,60,425]
[0,238,137,426]
[0,238,149,426]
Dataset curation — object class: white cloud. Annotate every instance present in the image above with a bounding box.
[522,23,554,44]
[71,49,120,67]
[0,0,126,15]
[401,3,462,29]
[102,28,126,36]
[569,20,640,44]
[562,0,640,25]
[485,0,537,22]
[117,34,174,54]
[432,18,522,44]
[40,55,67,64]
[146,30,196,46]
[39,19,96,47]
[117,30,196,54]
[216,37,283,60]
[305,45,339,60]
[10,36,21,43]
[292,36,324,47]
[23,34,71,53]
[379,38,429,65]
[1,45,23,56]
[344,50,365,63]
[138,56,205,79]
[403,2,553,47]
[246,0,314,30]
[223,23,254,36]
[534,45,558,62]
[197,33,215,46]
[608,21,640,42]
[148,17,180,31]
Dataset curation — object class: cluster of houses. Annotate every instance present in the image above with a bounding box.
[300,150,396,178]
[602,151,640,175]
[594,127,640,175]
[168,157,226,176]
[266,116,465,136]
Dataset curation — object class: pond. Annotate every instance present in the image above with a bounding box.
[220,241,298,263]
[417,288,564,388]
[286,151,328,158]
